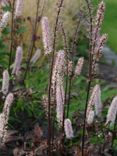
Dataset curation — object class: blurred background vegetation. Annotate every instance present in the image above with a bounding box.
[0,0,117,149]
[23,0,117,52]
[94,0,117,52]
[1,0,115,123]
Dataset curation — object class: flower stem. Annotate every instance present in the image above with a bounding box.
[8,0,15,74]
[82,1,93,155]
[82,80,91,156]
[47,1,64,155]
[23,0,41,81]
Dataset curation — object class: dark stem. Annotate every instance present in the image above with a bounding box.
[23,0,41,81]
[66,20,80,119]
[71,20,80,56]
[82,1,93,155]
[66,77,72,118]
[8,0,15,74]
[81,80,91,156]
[62,66,69,132]
[85,0,93,45]
[47,1,64,155]
[60,22,69,132]
[51,22,68,151]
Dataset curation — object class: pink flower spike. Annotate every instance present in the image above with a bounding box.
[64,119,74,139]
[41,17,53,55]
[12,46,23,76]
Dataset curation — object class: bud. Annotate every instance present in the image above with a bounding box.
[41,17,53,54]
[75,57,84,76]
[2,70,9,95]
[12,46,23,75]
[30,49,41,64]
[64,119,74,139]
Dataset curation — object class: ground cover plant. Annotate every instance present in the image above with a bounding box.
[0,0,117,156]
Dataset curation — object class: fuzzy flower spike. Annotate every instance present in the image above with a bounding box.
[86,84,102,125]
[0,11,10,28]
[14,0,24,18]
[0,93,14,144]
[75,57,84,76]
[56,78,65,125]
[30,49,41,64]
[95,1,105,29]
[0,0,9,6]
[41,17,53,55]
[106,96,117,126]
[64,119,74,139]
[52,50,65,95]
[12,46,23,76]
[2,70,9,95]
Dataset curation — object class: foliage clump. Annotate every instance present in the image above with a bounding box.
[0,0,117,156]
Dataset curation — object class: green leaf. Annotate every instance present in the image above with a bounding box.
[16,27,27,34]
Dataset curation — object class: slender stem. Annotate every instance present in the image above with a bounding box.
[82,47,93,156]
[47,1,64,155]
[62,69,69,131]
[51,22,68,151]
[8,0,15,74]
[66,20,80,119]
[66,77,72,118]
[81,80,91,156]
[62,16,80,121]
[23,0,40,81]
[71,20,80,56]
[85,0,93,45]
[60,22,69,132]
[82,1,93,155]
[51,109,56,151]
